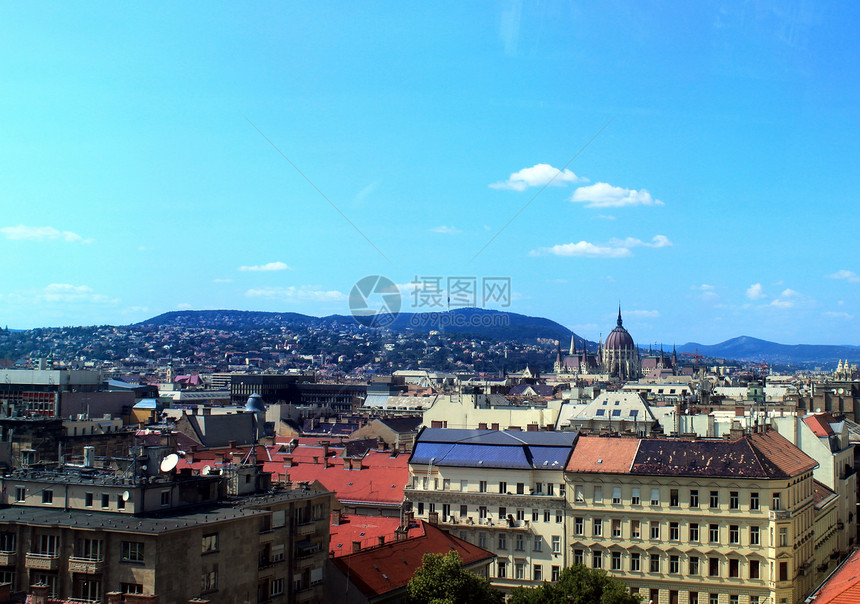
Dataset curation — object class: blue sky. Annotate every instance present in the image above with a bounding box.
[2,2,859,346]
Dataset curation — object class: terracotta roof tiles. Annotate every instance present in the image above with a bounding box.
[566,436,639,473]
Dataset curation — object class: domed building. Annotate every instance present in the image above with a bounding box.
[601,307,641,379]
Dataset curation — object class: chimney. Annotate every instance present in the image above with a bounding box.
[345,459,353,470]
[186,451,194,463]
[428,511,439,525]
[355,458,363,470]
[284,456,292,467]
[332,509,342,525]
[29,585,49,604]
[352,541,361,553]
[322,442,330,458]
[228,440,237,450]
[313,456,319,465]
[377,438,385,452]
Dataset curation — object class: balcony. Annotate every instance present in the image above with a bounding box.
[295,587,319,603]
[769,510,791,520]
[0,551,16,566]
[296,520,325,537]
[296,553,320,570]
[25,552,60,571]
[68,556,104,574]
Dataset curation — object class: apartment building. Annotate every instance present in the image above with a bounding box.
[565,430,820,604]
[405,428,577,592]
[0,454,331,603]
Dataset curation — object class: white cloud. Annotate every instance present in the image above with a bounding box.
[770,289,800,308]
[625,310,660,319]
[595,215,616,220]
[531,235,671,259]
[827,269,860,283]
[239,261,291,272]
[213,278,233,283]
[37,283,117,304]
[177,303,193,310]
[0,225,91,243]
[570,182,664,208]
[490,163,587,191]
[746,283,765,300]
[354,181,379,204]
[429,225,460,234]
[530,241,632,258]
[824,311,853,320]
[245,286,346,302]
[692,283,718,301]
[692,284,715,291]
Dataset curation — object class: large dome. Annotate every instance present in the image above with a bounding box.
[604,308,635,350]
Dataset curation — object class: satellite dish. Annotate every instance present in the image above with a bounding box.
[160,453,179,473]
[121,490,130,502]
[201,465,211,476]
[838,388,845,395]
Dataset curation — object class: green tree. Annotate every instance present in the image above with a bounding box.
[508,564,641,604]
[406,551,504,604]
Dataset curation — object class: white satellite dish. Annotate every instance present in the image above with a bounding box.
[121,490,130,502]
[838,388,845,395]
[201,465,211,476]
[160,453,179,473]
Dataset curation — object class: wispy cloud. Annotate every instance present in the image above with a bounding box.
[746,283,765,300]
[570,182,664,208]
[213,278,233,283]
[429,225,461,234]
[824,311,853,320]
[239,261,291,272]
[37,283,117,304]
[625,309,660,319]
[245,286,346,302]
[1,225,91,243]
[530,235,672,258]
[769,288,800,308]
[354,181,379,205]
[177,303,193,310]
[827,269,860,283]
[490,163,587,191]
[692,283,718,301]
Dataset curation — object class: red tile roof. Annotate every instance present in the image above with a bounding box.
[330,514,424,557]
[566,435,639,473]
[747,429,818,477]
[330,521,495,599]
[805,413,837,438]
[810,548,860,603]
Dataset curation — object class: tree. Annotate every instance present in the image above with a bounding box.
[406,551,504,604]
[508,564,641,604]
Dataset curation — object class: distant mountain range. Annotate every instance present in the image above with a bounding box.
[138,310,859,367]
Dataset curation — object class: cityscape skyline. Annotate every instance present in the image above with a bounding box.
[2,3,859,346]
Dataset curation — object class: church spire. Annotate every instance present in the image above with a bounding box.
[617,305,623,327]
[569,335,576,356]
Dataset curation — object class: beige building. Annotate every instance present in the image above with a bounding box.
[565,430,820,604]
[421,393,562,431]
[406,428,576,592]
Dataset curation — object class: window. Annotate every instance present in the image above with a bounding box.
[612,551,622,570]
[612,519,621,537]
[558,484,564,497]
[574,549,583,566]
[556,511,562,523]
[729,558,739,578]
[650,488,660,506]
[202,533,219,553]
[709,524,719,543]
[593,519,603,537]
[574,485,584,502]
[669,522,679,540]
[632,520,641,538]
[270,578,285,596]
[689,556,699,575]
[74,577,102,602]
[516,508,525,521]
[499,481,507,494]
[442,478,450,490]
[14,487,25,502]
[690,489,699,508]
[498,534,507,550]
[690,523,699,542]
[430,503,436,514]
[534,564,543,581]
[532,509,539,522]
[631,487,640,505]
[650,553,660,573]
[42,490,53,504]
[121,583,143,594]
[552,535,560,553]
[750,491,760,510]
[517,482,525,495]
[690,593,698,604]
[552,565,560,581]
[779,561,788,581]
[77,538,103,560]
[479,480,487,493]
[515,534,524,551]
[750,526,760,546]
[117,494,125,509]
[670,555,679,574]
[710,490,719,508]
[650,521,660,540]
[499,506,506,519]
[594,486,603,503]
[709,557,719,577]
[0,532,15,553]
[32,574,57,598]
[773,492,782,510]
[670,489,679,507]
[418,502,425,515]
[478,506,487,519]
[574,517,583,535]
[750,559,760,579]
[730,491,739,509]
[544,510,551,522]
[730,597,739,604]
[750,598,759,604]
[515,562,525,580]
[38,535,58,556]
[534,482,543,494]
[121,541,144,563]
[461,504,468,518]
[85,492,94,507]
[592,551,602,569]
[612,486,621,504]
[631,552,640,571]
[779,527,787,547]
[478,533,487,548]
[548,483,555,496]
[101,493,110,508]
[729,525,739,544]
[498,561,506,578]
[710,595,719,604]
[533,536,542,552]
[160,490,171,506]
[201,567,218,592]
